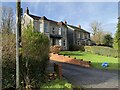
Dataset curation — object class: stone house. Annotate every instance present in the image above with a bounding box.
[67,24,92,48]
[22,7,92,50]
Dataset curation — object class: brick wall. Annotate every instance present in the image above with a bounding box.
[50,53,91,68]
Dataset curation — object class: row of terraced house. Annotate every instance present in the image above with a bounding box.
[22,7,93,50]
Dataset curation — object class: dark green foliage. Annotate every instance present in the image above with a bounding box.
[85,46,118,58]
[20,23,50,88]
[103,34,113,47]
[2,23,50,89]
[69,45,85,51]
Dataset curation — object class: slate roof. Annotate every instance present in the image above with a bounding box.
[28,14,66,26]
[68,25,90,34]
[29,14,41,20]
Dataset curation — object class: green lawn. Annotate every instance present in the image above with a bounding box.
[59,51,118,70]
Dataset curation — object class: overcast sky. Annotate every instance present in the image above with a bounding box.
[1,2,118,36]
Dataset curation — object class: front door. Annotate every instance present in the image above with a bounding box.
[52,38,56,45]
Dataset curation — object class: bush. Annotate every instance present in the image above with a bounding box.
[2,23,50,89]
[20,24,50,89]
[2,33,16,89]
[85,46,118,58]
[50,45,61,54]
[69,45,85,51]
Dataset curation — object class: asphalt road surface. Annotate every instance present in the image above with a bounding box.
[48,60,119,88]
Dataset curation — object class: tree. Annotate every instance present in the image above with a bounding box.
[103,34,113,47]
[0,6,15,33]
[113,18,120,50]
[90,21,106,45]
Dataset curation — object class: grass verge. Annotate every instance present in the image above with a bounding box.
[40,79,73,89]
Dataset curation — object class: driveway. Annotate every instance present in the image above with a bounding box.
[48,60,119,88]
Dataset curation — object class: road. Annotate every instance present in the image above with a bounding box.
[48,60,119,88]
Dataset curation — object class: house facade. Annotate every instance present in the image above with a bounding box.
[22,7,92,50]
[67,25,92,47]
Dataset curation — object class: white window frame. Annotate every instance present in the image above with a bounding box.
[59,39,62,46]
[44,22,49,33]
[58,27,62,35]
[77,33,80,38]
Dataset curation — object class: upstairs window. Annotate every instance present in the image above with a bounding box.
[58,27,62,35]
[44,22,49,33]
[52,27,55,34]
[87,34,90,39]
[82,33,85,39]
[77,33,80,38]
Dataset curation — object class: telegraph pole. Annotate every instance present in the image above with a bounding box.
[16,0,21,89]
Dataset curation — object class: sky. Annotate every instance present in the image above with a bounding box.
[1,2,118,37]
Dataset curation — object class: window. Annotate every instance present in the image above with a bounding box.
[52,27,55,34]
[59,40,62,46]
[63,40,65,46]
[82,33,85,39]
[58,27,62,35]
[44,22,49,33]
[87,34,90,39]
[34,21,40,32]
[77,33,80,38]
[77,40,81,45]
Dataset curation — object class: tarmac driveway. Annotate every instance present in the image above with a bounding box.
[48,60,119,88]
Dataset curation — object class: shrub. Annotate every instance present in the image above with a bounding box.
[69,45,85,51]
[50,45,61,54]
[2,23,50,89]
[20,24,50,89]
[85,46,118,58]
[2,33,16,89]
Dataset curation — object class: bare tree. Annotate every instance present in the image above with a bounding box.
[90,21,106,45]
[0,6,15,34]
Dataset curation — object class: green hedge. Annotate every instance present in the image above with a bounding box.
[69,45,85,51]
[85,46,118,58]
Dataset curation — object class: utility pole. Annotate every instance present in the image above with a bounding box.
[16,0,21,89]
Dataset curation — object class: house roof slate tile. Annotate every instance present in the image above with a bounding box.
[68,24,90,34]
[29,14,41,20]
[28,13,67,27]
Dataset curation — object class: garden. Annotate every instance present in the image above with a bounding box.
[59,46,118,70]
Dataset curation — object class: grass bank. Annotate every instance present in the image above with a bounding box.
[59,51,118,70]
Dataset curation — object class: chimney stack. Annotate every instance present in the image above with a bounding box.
[63,20,67,25]
[25,7,29,14]
[78,25,81,28]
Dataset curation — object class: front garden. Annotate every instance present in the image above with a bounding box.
[59,50,118,70]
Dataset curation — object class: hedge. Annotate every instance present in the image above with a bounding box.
[85,46,118,58]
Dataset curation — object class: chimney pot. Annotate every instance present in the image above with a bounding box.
[25,7,29,14]
[78,25,81,28]
[63,20,67,25]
